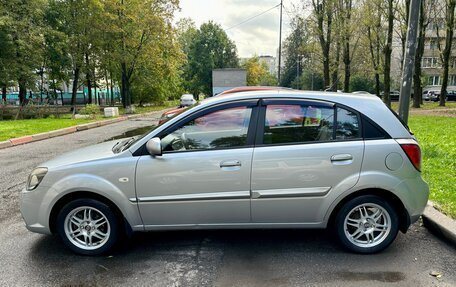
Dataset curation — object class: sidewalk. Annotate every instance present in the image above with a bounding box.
[422,201,456,248]
[0,110,167,150]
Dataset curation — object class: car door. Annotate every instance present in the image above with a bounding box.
[135,100,258,227]
[251,99,364,224]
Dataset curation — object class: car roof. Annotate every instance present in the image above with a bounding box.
[217,86,293,95]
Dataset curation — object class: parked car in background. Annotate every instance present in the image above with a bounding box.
[430,91,441,102]
[446,90,456,101]
[423,90,431,101]
[180,94,196,107]
[21,89,428,255]
[379,91,400,101]
[352,91,374,95]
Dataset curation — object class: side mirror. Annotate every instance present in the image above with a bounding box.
[146,137,162,156]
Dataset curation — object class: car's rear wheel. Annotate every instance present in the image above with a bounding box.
[335,195,399,254]
[57,198,120,255]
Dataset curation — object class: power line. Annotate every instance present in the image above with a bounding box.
[225,3,281,31]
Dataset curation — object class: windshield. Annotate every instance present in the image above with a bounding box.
[112,103,200,153]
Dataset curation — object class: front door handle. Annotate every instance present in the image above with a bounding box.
[330,154,353,162]
[220,160,241,168]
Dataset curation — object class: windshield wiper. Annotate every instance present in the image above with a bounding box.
[121,137,136,152]
[112,137,135,153]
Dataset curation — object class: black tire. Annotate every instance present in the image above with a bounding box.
[335,195,399,254]
[56,198,120,255]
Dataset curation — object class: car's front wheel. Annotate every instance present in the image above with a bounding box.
[335,195,399,254]
[56,198,120,255]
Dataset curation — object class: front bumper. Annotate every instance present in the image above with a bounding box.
[20,187,52,235]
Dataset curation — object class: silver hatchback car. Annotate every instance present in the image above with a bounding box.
[21,90,429,255]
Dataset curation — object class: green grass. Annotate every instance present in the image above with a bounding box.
[118,101,179,115]
[0,102,178,141]
[391,101,456,111]
[408,115,456,218]
[0,116,95,141]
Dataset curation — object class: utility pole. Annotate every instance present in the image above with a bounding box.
[399,0,421,123]
[278,0,283,85]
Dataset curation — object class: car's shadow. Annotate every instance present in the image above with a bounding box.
[30,228,338,258]
[26,229,414,285]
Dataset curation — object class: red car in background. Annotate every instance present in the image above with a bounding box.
[158,87,293,125]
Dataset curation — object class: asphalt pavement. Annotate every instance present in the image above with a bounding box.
[0,111,455,287]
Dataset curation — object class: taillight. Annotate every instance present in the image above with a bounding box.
[399,143,421,171]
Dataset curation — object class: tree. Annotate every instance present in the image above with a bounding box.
[412,0,436,108]
[0,5,15,103]
[341,0,355,92]
[104,0,180,109]
[311,0,335,88]
[363,0,385,98]
[176,18,198,96]
[243,56,276,86]
[383,0,395,107]
[439,0,456,107]
[1,0,47,105]
[280,15,312,88]
[185,21,239,96]
[47,0,99,108]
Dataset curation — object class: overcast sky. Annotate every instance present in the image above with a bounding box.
[175,0,302,58]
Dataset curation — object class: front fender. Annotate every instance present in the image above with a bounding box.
[44,173,143,230]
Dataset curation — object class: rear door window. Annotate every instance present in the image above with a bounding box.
[262,103,361,144]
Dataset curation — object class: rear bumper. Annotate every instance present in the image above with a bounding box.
[395,176,429,226]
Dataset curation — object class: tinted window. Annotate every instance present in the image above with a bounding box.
[161,106,252,151]
[263,104,334,144]
[336,108,360,140]
[362,116,388,139]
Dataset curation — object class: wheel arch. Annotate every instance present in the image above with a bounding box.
[327,188,411,233]
[49,191,133,236]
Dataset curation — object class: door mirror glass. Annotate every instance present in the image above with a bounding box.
[146,137,162,156]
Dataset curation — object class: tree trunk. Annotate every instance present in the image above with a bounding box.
[121,62,130,108]
[60,90,64,106]
[40,66,44,105]
[85,53,92,104]
[440,0,456,107]
[1,84,6,104]
[331,40,340,91]
[104,69,109,106]
[343,0,352,92]
[71,66,80,107]
[383,0,394,107]
[18,77,27,106]
[375,73,380,98]
[313,0,332,88]
[413,0,426,108]
[343,41,350,92]
[110,71,114,105]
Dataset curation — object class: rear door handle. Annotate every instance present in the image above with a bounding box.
[330,154,353,162]
[220,160,241,168]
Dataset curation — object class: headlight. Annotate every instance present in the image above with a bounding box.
[26,167,48,191]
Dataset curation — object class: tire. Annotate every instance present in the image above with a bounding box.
[56,198,120,255]
[335,195,399,254]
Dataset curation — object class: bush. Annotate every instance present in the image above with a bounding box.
[79,104,100,119]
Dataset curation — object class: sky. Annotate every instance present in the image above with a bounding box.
[175,0,302,58]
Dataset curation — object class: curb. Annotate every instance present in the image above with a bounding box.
[422,201,456,247]
[0,110,167,150]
